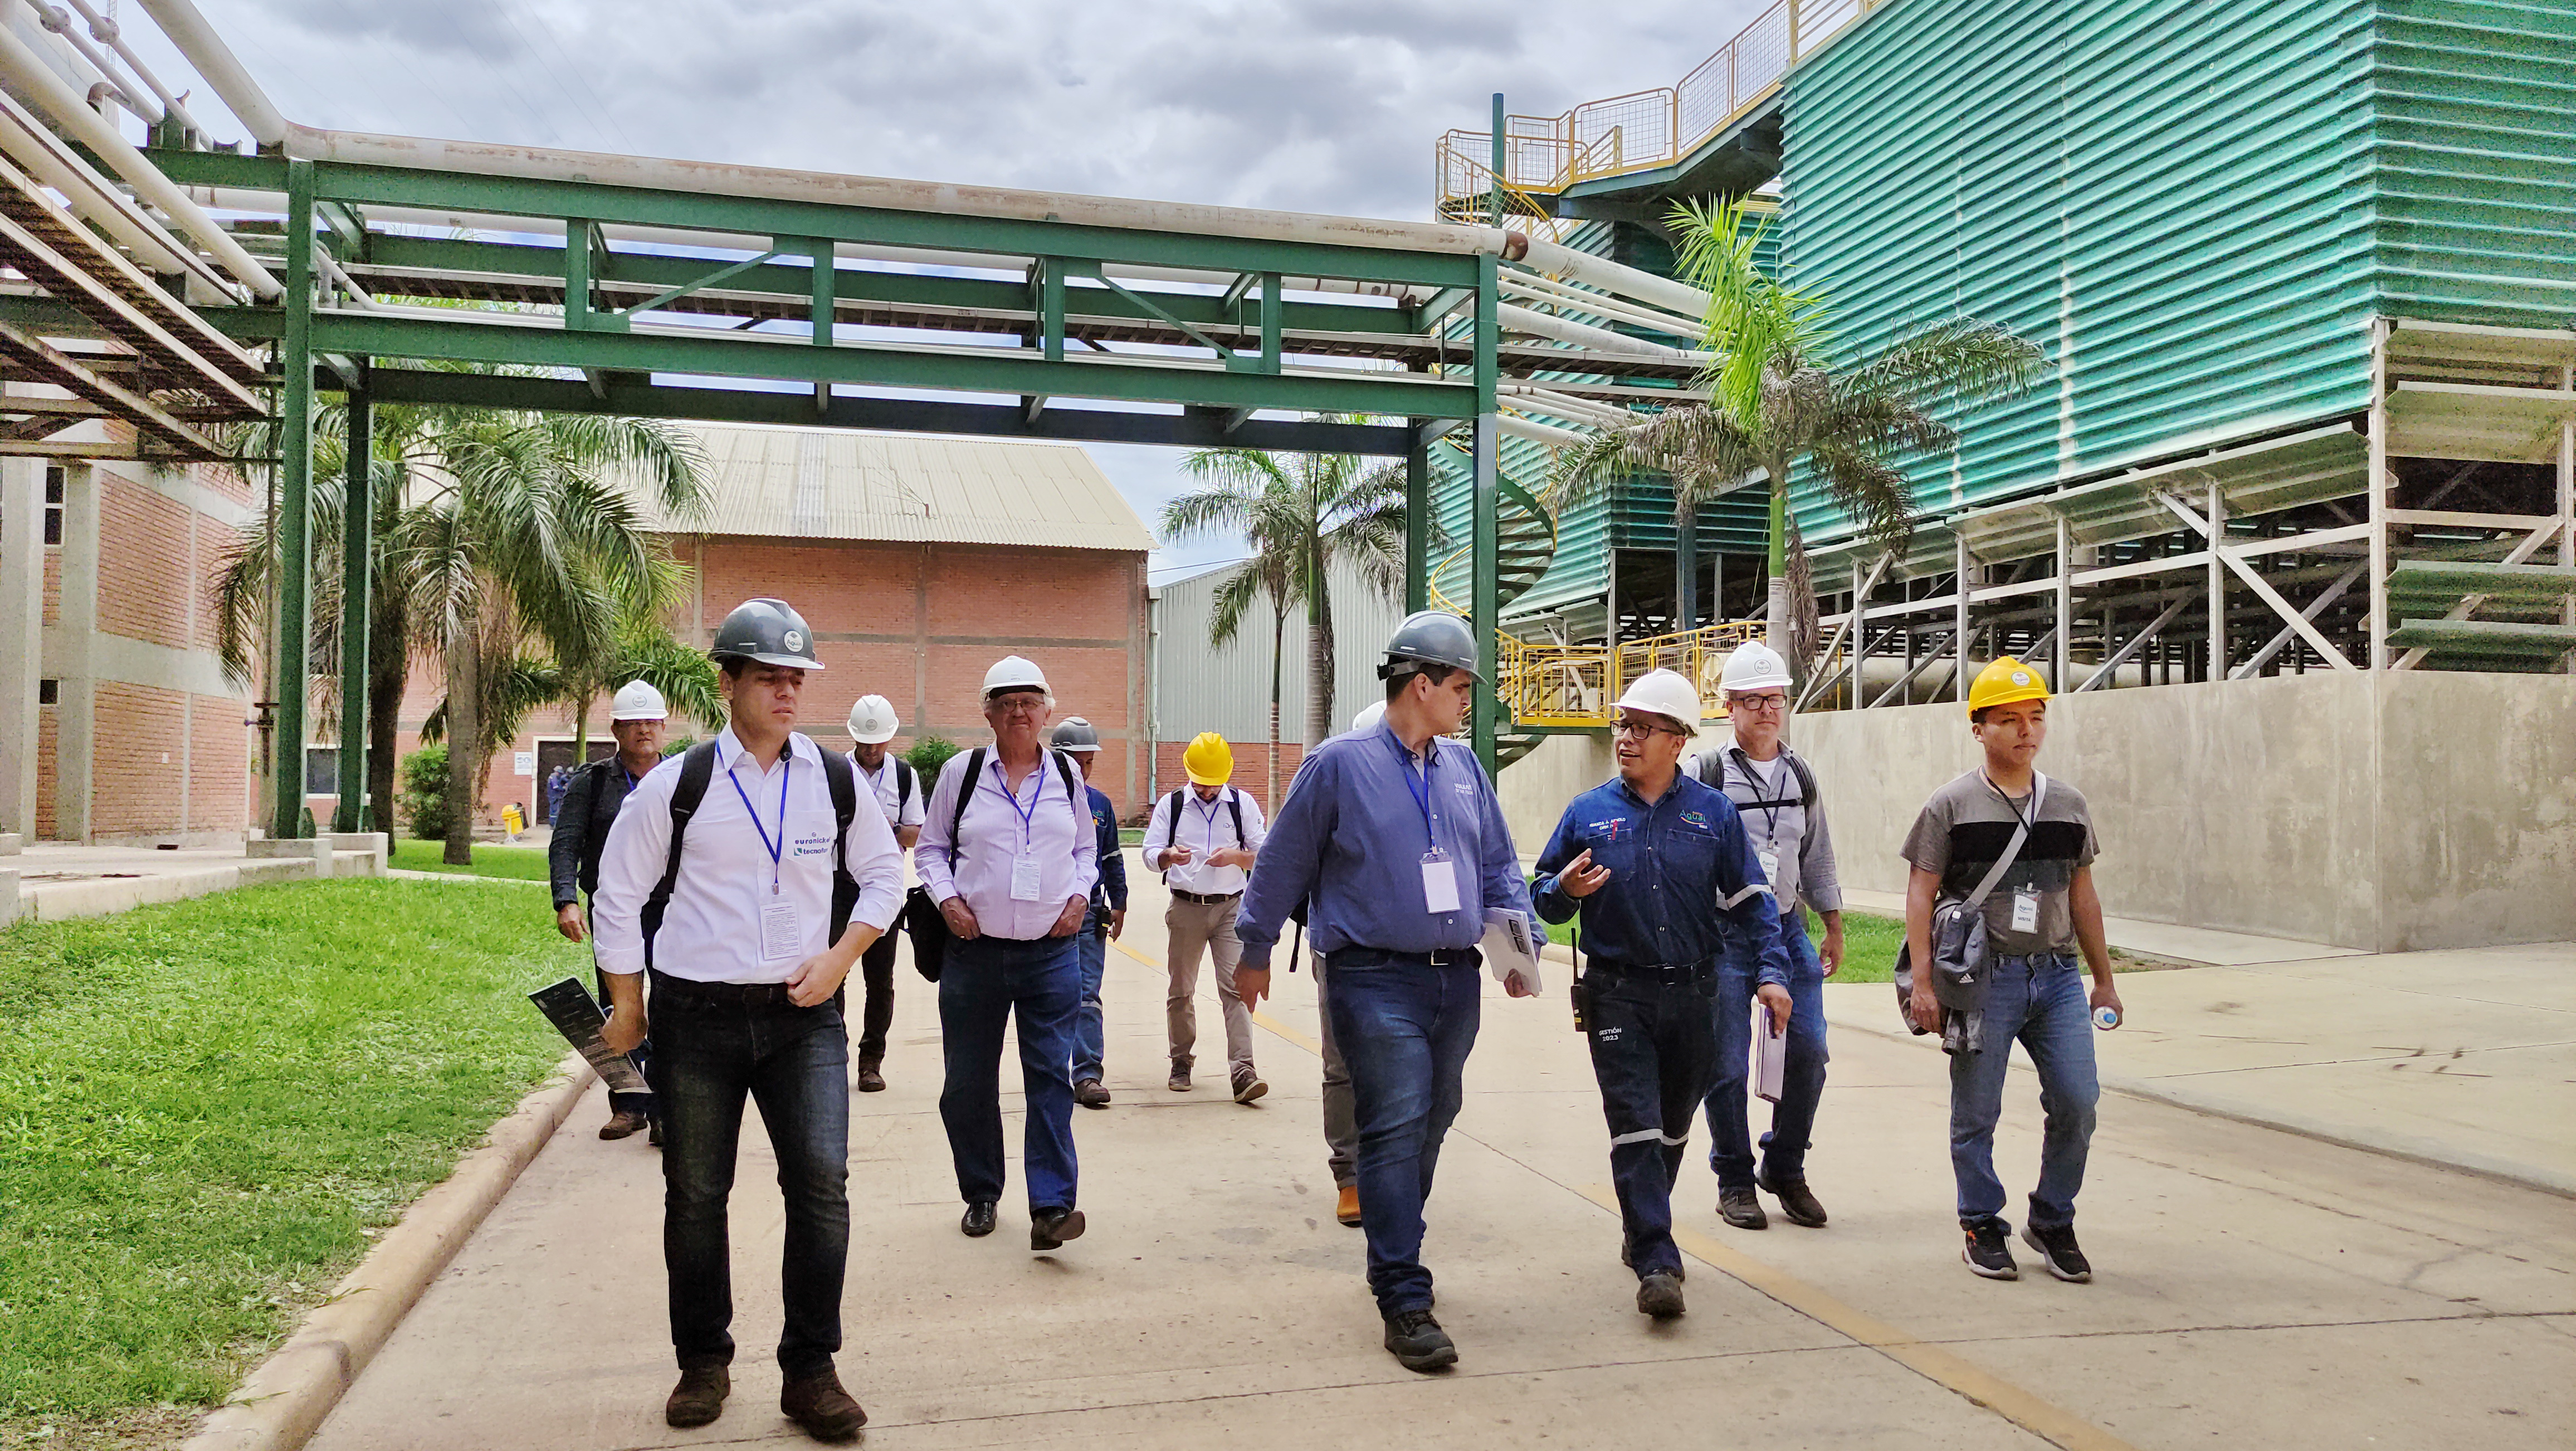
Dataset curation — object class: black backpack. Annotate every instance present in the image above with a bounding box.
[1154,786,1246,883]
[1696,747,1818,810]
[641,736,861,973]
[901,746,1083,982]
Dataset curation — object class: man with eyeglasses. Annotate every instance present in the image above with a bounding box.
[1688,641,1845,1232]
[1533,668,1788,1321]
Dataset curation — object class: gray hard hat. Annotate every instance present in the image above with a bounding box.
[709,597,824,671]
[1050,717,1101,753]
[1379,610,1481,682]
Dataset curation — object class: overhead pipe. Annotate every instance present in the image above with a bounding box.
[1516,236,1711,322]
[131,0,281,145]
[1500,269,1701,339]
[59,0,209,139]
[1497,382,1637,430]
[0,82,232,290]
[0,20,275,294]
[1496,413,1591,449]
[1497,301,1706,364]
[34,1,157,121]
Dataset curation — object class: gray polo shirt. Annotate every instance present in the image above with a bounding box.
[1687,744,1843,918]
[1899,769,2100,957]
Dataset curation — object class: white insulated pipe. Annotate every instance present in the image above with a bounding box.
[32,1,156,121]
[1497,382,1637,430]
[1497,302,1706,364]
[60,0,209,138]
[131,0,282,145]
[0,82,231,290]
[0,19,276,294]
[1496,413,1592,449]
[1519,235,1711,322]
[1501,270,1701,340]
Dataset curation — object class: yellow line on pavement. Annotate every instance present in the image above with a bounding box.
[1108,933,1320,1055]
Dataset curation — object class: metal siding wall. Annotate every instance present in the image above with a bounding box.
[1153,555,1408,741]
[1779,0,2380,548]
[2375,0,2576,326]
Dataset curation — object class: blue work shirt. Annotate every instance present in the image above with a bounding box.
[1238,720,1542,967]
[1085,784,1128,912]
[1532,771,1790,986]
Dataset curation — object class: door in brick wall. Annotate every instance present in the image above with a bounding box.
[534,737,615,824]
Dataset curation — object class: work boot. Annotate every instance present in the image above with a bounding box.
[1232,1067,1269,1104]
[1963,1217,2019,1280]
[1168,1060,1192,1092]
[598,1109,647,1141]
[855,1062,886,1093]
[960,1200,997,1238]
[1758,1165,1828,1228]
[663,1366,729,1428]
[779,1367,867,1442]
[1619,1236,1684,1282]
[1718,1188,1768,1230]
[1382,1307,1458,1373]
[1335,1185,1362,1227]
[2021,1221,2092,1283]
[1636,1272,1686,1320]
[1075,1078,1111,1108]
[1031,1206,1087,1251]
[647,1118,663,1148]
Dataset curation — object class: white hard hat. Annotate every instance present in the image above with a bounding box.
[846,693,899,744]
[982,655,1049,698]
[1719,641,1794,694]
[1613,668,1702,733]
[1350,701,1386,734]
[609,680,668,721]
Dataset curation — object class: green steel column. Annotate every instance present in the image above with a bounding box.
[1404,420,1430,613]
[272,158,316,839]
[1489,93,1505,227]
[1471,252,1499,773]
[333,382,371,834]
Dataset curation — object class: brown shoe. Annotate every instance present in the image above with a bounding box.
[1231,1069,1269,1104]
[599,1109,648,1141]
[1074,1078,1111,1108]
[780,1367,867,1441]
[664,1365,729,1428]
[855,1063,886,1093]
[1335,1185,1362,1227]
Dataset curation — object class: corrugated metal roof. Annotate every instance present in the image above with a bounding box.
[637,423,1154,553]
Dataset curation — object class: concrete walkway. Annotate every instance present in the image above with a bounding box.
[302,874,2573,1450]
[0,838,379,924]
[1832,886,2366,968]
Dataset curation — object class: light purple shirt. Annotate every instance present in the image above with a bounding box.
[915,747,1099,941]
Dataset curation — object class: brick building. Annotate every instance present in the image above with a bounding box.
[391,424,1155,831]
[1,455,256,845]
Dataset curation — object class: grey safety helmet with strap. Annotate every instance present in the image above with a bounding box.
[1050,717,1101,753]
[1378,610,1481,684]
[709,597,825,671]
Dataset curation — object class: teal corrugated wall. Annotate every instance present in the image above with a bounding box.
[2375,0,2576,325]
[1778,0,2383,547]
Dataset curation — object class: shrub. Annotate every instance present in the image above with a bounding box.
[904,734,962,779]
[399,744,451,841]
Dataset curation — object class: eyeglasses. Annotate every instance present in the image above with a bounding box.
[1612,718,1684,739]
[987,695,1048,716]
[1730,693,1788,713]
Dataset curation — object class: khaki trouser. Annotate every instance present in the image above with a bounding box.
[1165,894,1255,1078]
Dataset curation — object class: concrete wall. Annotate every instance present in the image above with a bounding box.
[1494,672,2576,955]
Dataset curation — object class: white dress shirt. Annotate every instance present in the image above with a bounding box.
[915,747,1098,941]
[1139,785,1267,896]
[593,728,905,982]
[856,753,927,831]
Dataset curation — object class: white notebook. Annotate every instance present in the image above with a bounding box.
[1750,997,1787,1103]
[1480,908,1543,995]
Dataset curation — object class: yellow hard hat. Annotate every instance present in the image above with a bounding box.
[1182,732,1234,786]
[1967,656,2051,718]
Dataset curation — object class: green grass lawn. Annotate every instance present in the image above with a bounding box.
[387,838,554,882]
[0,878,580,1445]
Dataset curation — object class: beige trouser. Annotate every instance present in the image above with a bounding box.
[1165,894,1255,1078]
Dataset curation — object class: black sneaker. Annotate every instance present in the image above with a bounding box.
[1718,1188,1768,1230]
[1963,1218,2018,1280]
[1030,1206,1087,1251]
[1635,1272,1686,1320]
[1756,1165,1828,1228]
[1382,1307,1457,1373]
[2021,1221,2092,1283]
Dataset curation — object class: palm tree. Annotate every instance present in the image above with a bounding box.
[1164,430,1408,755]
[555,558,726,761]
[1554,197,2046,666]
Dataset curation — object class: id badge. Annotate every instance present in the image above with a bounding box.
[1756,848,1781,884]
[2009,888,2040,935]
[759,898,802,961]
[1420,849,1462,914]
[1011,854,1043,902]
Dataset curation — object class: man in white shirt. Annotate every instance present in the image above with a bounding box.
[844,693,924,1093]
[1139,732,1269,1102]
[592,598,904,1442]
[915,655,1098,1252]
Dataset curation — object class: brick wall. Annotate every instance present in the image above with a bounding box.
[91,681,188,836]
[42,550,57,626]
[34,708,56,837]
[192,692,248,834]
[96,470,192,649]
[1147,738,1307,821]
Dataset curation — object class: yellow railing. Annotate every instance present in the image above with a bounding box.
[1435,0,1889,209]
[1496,620,1767,730]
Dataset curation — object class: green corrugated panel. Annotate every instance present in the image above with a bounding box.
[2375,0,2576,325]
[1778,0,2382,549]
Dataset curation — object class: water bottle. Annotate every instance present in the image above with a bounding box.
[2092,1005,2120,1030]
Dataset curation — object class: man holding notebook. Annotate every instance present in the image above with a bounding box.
[1532,669,1788,1322]
[1902,657,2121,1284]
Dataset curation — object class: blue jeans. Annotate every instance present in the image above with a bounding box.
[1072,904,1108,1084]
[1325,951,1482,1314]
[645,973,850,1377]
[1949,953,2099,1230]
[938,933,1083,1213]
[1706,912,1830,1190]
[1584,965,1719,1278]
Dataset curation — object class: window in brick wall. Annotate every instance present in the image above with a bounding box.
[37,678,58,705]
[43,464,64,546]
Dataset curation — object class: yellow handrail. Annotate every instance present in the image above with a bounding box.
[1434,0,1890,208]
[1493,620,1768,731]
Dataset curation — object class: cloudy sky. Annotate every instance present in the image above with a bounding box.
[131,0,1764,578]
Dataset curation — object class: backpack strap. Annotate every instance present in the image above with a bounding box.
[946,747,988,868]
[641,741,719,970]
[817,739,860,941]
[1225,787,1245,848]
[1157,788,1187,882]
[1052,750,1081,825]
[895,757,916,814]
[1783,749,1821,811]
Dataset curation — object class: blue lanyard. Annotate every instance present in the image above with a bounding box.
[991,757,1042,850]
[727,752,792,891]
[1385,734,1438,850]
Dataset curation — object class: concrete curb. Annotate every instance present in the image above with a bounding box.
[180,1051,599,1451]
